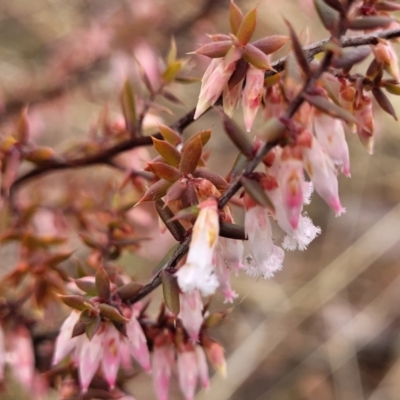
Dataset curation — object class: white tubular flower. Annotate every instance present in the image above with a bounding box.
[177,198,220,296]
[244,204,284,279]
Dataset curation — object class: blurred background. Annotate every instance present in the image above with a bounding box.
[1,0,400,399]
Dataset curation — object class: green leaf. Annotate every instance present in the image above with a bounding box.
[86,315,101,340]
[60,295,87,311]
[158,124,182,146]
[216,108,253,157]
[236,7,257,45]
[304,94,357,123]
[75,278,97,296]
[161,270,180,317]
[99,304,128,323]
[314,0,340,32]
[120,80,137,133]
[347,16,393,30]
[117,282,143,301]
[240,176,275,211]
[152,137,181,166]
[163,61,183,83]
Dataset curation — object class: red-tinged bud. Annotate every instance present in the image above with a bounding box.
[242,65,265,131]
[152,341,175,400]
[372,40,400,82]
[158,124,182,146]
[194,47,242,120]
[302,137,345,215]
[202,336,227,377]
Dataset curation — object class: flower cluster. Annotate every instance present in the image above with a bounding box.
[1,0,400,399]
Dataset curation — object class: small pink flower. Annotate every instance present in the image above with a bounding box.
[177,198,220,296]
[178,290,204,343]
[152,340,175,400]
[372,40,400,82]
[242,65,265,131]
[78,326,105,392]
[314,112,351,176]
[214,249,238,303]
[195,345,210,390]
[7,325,35,388]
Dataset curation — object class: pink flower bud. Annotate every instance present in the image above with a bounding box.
[354,95,375,155]
[314,112,351,176]
[152,342,175,400]
[177,347,199,400]
[194,47,242,120]
[302,137,345,216]
[125,315,151,371]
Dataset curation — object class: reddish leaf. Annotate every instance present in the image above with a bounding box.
[217,108,253,157]
[147,162,183,182]
[229,1,244,34]
[138,179,173,203]
[194,41,233,58]
[95,266,111,301]
[180,136,202,174]
[304,94,357,123]
[285,20,311,77]
[252,35,289,55]
[372,87,398,120]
